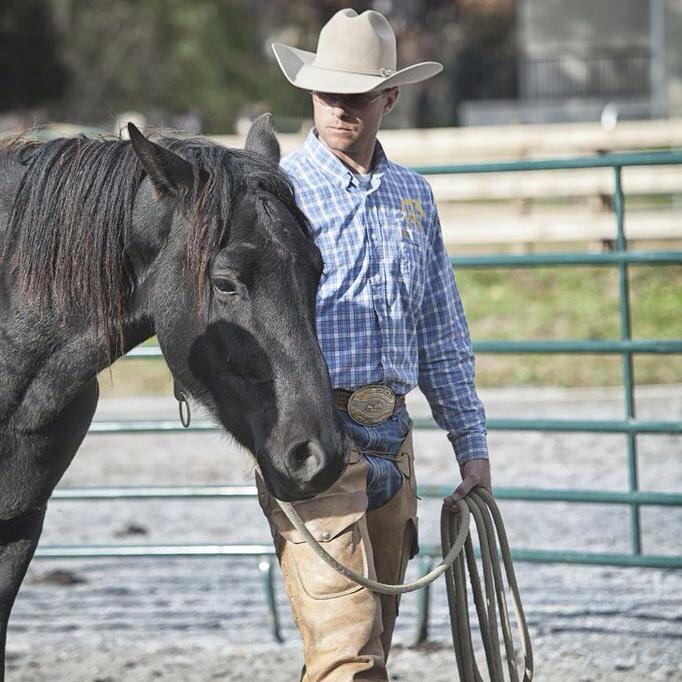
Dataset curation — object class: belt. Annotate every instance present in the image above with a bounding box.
[334,385,405,426]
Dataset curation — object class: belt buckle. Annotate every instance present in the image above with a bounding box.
[347,385,396,426]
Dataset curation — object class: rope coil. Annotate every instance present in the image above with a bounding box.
[276,486,533,681]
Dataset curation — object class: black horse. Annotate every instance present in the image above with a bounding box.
[0,115,347,677]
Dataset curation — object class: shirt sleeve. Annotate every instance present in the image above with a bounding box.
[416,203,489,465]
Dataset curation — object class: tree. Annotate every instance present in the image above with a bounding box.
[46,0,301,132]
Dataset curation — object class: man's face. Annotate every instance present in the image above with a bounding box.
[311,88,399,156]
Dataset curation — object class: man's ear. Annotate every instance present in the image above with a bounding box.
[244,113,281,164]
[384,87,400,114]
[128,122,194,197]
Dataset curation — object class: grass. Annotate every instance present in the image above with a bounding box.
[99,263,682,396]
[459,264,682,387]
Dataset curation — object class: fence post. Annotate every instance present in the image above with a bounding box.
[413,556,434,645]
[613,166,642,556]
[258,558,283,643]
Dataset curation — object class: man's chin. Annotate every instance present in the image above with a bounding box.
[323,130,356,149]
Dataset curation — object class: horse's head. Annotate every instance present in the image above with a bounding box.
[127,118,347,501]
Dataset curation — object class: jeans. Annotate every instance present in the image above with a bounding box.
[339,404,412,511]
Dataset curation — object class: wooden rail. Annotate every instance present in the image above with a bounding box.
[439,208,682,246]
[18,117,682,164]
[426,165,682,202]
[211,118,682,164]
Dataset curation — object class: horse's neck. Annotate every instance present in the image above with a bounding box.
[0,145,156,430]
[0,304,153,432]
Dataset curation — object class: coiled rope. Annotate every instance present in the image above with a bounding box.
[275,486,533,681]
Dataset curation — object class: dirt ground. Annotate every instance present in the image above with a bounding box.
[5,386,682,681]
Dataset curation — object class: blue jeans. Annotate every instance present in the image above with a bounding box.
[339,404,412,511]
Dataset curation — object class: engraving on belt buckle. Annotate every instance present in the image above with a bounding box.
[347,386,396,426]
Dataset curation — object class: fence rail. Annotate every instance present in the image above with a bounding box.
[36,149,682,643]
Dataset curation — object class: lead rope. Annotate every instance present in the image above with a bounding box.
[273,479,533,681]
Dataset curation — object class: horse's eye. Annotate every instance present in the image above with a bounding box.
[213,278,238,296]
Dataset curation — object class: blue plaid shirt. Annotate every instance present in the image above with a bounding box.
[281,129,488,465]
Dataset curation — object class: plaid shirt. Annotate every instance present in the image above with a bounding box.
[281,129,488,464]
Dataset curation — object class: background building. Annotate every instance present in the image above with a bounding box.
[462,0,682,125]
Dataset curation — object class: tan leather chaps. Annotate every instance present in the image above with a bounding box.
[256,428,419,681]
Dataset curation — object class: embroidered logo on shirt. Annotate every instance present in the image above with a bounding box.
[400,198,426,231]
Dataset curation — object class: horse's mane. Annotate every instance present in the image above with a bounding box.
[1,133,308,348]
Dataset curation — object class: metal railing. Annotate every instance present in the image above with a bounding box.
[520,48,651,99]
[35,150,682,642]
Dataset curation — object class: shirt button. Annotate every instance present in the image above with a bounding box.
[320,531,332,541]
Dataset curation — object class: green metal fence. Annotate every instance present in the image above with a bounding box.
[416,150,682,569]
[35,149,682,642]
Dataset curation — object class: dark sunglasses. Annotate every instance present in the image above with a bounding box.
[311,90,387,109]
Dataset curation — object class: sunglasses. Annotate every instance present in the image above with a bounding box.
[311,90,388,110]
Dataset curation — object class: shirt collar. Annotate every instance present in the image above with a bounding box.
[304,128,387,192]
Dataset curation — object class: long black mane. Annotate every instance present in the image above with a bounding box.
[1,133,308,346]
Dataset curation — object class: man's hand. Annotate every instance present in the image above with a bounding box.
[443,458,491,512]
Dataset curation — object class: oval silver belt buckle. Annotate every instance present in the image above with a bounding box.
[347,385,396,426]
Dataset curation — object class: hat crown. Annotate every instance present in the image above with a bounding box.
[313,9,397,77]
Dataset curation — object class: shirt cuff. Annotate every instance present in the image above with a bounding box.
[448,432,489,466]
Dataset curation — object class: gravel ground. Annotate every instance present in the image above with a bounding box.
[5,385,682,681]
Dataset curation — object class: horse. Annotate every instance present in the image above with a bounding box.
[0,115,348,678]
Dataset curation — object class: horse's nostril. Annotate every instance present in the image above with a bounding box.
[274,438,345,499]
[286,439,323,476]
[287,440,321,472]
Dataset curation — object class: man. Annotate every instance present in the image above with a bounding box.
[256,8,491,681]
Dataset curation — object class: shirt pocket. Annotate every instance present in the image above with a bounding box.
[399,228,428,311]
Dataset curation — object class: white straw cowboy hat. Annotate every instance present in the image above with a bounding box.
[272,8,443,94]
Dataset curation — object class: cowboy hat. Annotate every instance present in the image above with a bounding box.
[272,8,443,94]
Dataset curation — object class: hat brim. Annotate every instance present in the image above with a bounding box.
[271,43,443,94]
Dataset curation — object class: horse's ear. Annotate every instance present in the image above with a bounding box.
[128,122,194,197]
[244,113,280,164]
